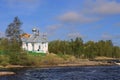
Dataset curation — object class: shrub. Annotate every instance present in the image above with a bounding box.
[41,54,64,65]
[0,55,9,66]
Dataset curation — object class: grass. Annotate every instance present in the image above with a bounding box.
[0,51,109,67]
[0,52,113,68]
[0,50,78,67]
[28,51,46,56]
[95,56,115,60]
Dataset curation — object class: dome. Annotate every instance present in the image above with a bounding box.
[32,28,37,32]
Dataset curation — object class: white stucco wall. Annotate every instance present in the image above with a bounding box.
[44,42,48,53]
[22,42,48,53]
[28,43,33,51]
[22,42,27,50]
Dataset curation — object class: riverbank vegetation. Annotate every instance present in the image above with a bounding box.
[0,37,120,67]
[49,38,120,59]
[0,17,120,67]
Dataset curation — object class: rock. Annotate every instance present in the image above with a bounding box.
[0,72,15,76]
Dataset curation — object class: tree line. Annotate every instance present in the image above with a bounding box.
[49,37,120,59]
[0,16,120,61]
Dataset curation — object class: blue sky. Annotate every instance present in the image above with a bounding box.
[0,0,120,46]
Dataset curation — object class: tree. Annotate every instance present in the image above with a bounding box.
[104,40,113,57]
[113,46,120,58]
[0,38,9,53]
[74,37,83,58]
[5,16,22,42]
[84,41,97,59]
[5,16,23,53]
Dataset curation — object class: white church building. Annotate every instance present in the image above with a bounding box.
[21,28,48,53]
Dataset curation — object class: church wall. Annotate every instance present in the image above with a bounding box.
[22,42,48,53]
[27,43,33,51]
[22,42,27,50]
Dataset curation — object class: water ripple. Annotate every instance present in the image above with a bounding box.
[0,66,120,80]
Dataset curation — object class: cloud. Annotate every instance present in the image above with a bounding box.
[114,22,120,27]
[58,12,99,23]
[102,33,120,40]
[113,41,120,46]
[46,24,62,36]
[85,0,120,15]
[46,24,62,32]
[3,0,41,14]
[0,32,5,38]
[58,0,120,24]
[67,32,86,39]
[6,0,40,8]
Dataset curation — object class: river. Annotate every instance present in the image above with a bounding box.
[0,66,120,80]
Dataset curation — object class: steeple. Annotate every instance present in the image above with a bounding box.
[32,28,40,36]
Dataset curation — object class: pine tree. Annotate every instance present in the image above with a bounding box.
[6,16,22,42]
[5,16,23,51]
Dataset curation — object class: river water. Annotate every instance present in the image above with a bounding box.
[0,66,120,80]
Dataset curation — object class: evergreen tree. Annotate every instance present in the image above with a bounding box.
[84,41,97,59]
[5,16,22,42]
[5,16,23,51]
[74,37,83,58]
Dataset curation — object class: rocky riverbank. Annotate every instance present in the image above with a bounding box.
[0,59,115,76]
[0,59,114,69]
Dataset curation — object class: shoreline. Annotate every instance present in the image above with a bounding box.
[0,61,116,76]
[0,60,115,69]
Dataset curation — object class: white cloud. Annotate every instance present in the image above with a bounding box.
[58,0,120,24]
[85,0,120,15]
[47,24,62,32]
[102,33,113,40]
[67,32,86,39]
[0,32,5,38]
[101,33,120,46]
[4,0,41,14]
[58,12,80,23]
[58,12,99,23]
[114,22,120,27]
[102,33,120,40]
[46,24,62,36]
[6,0,40,7]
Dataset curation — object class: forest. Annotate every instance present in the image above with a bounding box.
[49,37,120,59]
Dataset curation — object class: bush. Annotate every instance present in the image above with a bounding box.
[41,54,64,65]
[0,55,9,66]
[57,54,77,63]
[8,51,41,66]
[20,55,42,66]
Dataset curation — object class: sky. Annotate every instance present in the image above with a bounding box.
[0,0,120,46]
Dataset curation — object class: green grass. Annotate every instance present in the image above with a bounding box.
[28,51,46,56]
[0,50,46,56]
[0,50,6,54]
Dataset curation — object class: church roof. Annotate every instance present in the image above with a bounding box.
[20,33,30,38]
[28,34,47,43]
[22,34,48,43]
[21,28,48,43]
